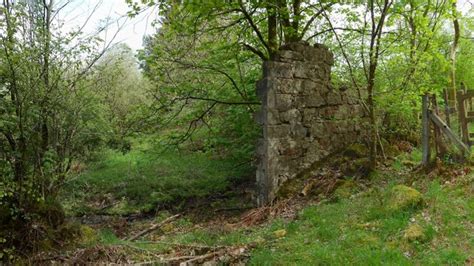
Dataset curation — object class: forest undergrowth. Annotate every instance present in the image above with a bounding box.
[24,139,474,265]
[2,0,474,264]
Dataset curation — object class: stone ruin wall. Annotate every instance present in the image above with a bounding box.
[256,42,366,205]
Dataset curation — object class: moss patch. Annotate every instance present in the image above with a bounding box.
[78,225,98,246]
[333,180,357,200]
[343,143,367,158]
[387,185,423,211]
[403,224,426,242]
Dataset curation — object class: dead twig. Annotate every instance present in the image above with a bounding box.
[179,250,222,265]
[134,240,228,251]
[125,214,181,241]
[165,245,250,265]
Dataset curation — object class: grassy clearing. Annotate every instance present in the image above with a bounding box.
[60,145,473,265]
[77,167,473,264]
[61,139,252,216]
[105,167,474,264]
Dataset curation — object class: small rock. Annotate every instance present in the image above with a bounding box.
[273,229,287,238]
[255,236,265,244]
[343,143,367,158]
[403,224,426,242]
[388,185,423,211]
[79,225,98,245]
[333,180,357,199]
[161,223,175,232]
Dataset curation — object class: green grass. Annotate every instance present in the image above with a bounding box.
[62,144,473,264]
[61,140,252,216]
[82,170,473,265]
[247,175,474,265]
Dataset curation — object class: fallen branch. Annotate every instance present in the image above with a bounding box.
[125,214,181,241]
[135,240,227,250]
[165,245,250,265]
[179,250,221,265]
[213,206,253,213]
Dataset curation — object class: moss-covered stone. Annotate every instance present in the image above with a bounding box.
[277,177,305,198]
[384,145,401,158]
[333,180,357,199]
[161,223,175,233]
[387,185,423,211]
[344,158,370,176]
[79,225,98,246]
[107,199,130,216]
[343,143,367,158]
[273,229,287,238]
[403,224,426,242]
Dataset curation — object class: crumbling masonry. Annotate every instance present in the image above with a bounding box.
[256,42,366,205]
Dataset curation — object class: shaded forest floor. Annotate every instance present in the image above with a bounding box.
[29,140,474,265]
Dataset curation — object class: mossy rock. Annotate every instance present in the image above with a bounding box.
[57,222,82,240]
[79,225,98,246]
[343,143,367,158]
[273,229,287,238]
[107,199,130,216]
[383,144,400,157]
[333,180,357,200]
[277,178,305,198]
[387,185,423,211]
[403,224,426,242]
[161,223,175,233]
[344,158,370,176]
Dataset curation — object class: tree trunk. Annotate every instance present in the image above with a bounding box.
[449,0,460,108]
[367,0,391,170]
[267,2,277,58]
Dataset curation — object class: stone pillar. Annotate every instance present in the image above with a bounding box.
[256,42,365,205]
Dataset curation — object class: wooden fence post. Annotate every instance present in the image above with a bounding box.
[457,90,469,146]
[422,94,431,166]
[431,95,447,157]
[443,89,451,128]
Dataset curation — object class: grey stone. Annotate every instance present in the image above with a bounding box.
[280,109,301,123]
[255,42,367,206]
[264,61,293,78]
[275,94,294,111]
[298,94,326,108]
[303,108,319,124]
[327,90,342,105]
[277,50,304,62]
[267,108,280,125]
[277,78,302,94]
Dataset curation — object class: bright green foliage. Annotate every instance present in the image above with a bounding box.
[138,6,261,161]
[1,0,474,261]
[456,10,474,90]
[92,44,151,150]
[0,1,125,256]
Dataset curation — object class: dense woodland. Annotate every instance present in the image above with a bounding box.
[1,0,474,264]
